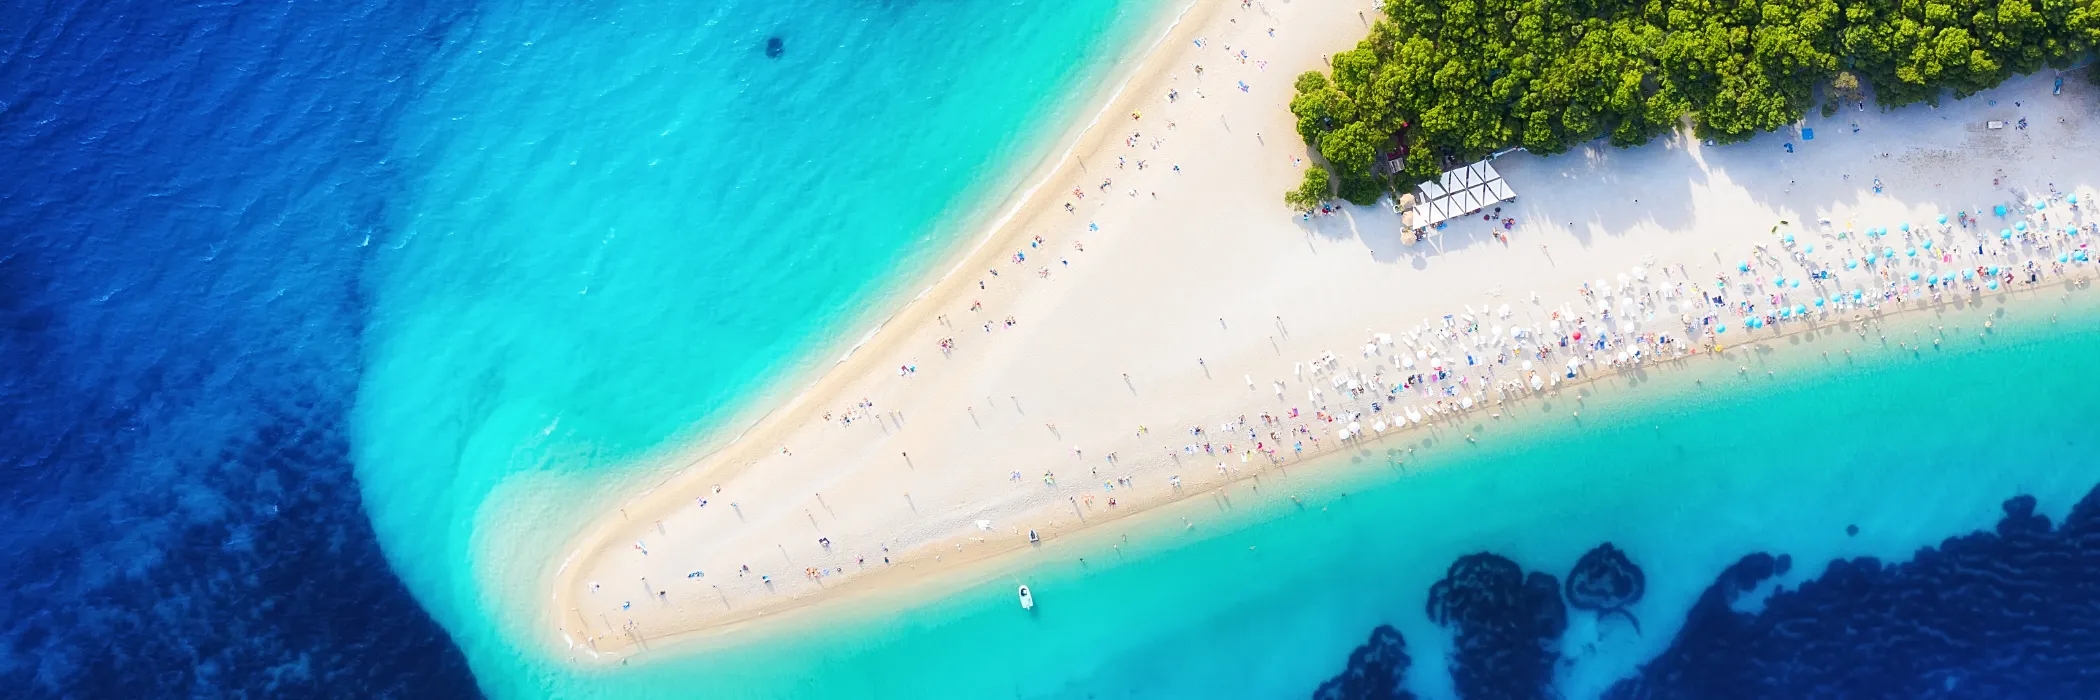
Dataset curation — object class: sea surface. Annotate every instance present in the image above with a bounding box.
[10,0,2100,698]
[545,292,2100,698]
[0,0,1167,696]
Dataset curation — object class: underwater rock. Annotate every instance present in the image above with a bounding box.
[1565,542,1645,612]
[764,36,784,58]
[1605,486,2100,699]
[1425,554,1564,700]
[1846,523,1858,536]
[1566,542,1645,634]
[1311,625,1417,700]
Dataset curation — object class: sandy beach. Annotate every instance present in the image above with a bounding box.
[540,0,2100,661]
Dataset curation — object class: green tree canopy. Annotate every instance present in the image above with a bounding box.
[1289,0,2099,204]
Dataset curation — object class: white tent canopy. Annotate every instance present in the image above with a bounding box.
[1410,160,1517,231]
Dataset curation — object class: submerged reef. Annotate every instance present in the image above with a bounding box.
[1313,625,1418,700]
[1311,482,2100,699]
[1424,554,1566,700]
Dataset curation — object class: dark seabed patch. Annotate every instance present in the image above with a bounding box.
[1311,482,2100,699]
[0,0,478,697]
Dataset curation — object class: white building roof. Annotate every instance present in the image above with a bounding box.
[1411,160,1517,231]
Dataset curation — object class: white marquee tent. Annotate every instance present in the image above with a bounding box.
[1410,160,1517,231]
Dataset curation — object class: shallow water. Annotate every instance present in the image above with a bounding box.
[351,0,1170,695]
[15,0,2100,696]
[584,292,2100,698]
[1,0,1165,696]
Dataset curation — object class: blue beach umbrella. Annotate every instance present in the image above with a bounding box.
[1988,266,2000,275]
[1921,239,1934,250]
[1883,248,1896,259]
[2033,199,2047,210]
[1962,269,1974,280]
[1806,244,1816,253]
[2017,222,2029,232]
[1814,297,1826,307]
[2002,229,2014,240]
[1900,222,1911,232]
[2059,253,2071,263]
[1852,289,1864,300]
[1788,278,1800,288]
[2076,250,2089,262]
[1739,261,1750,272]
[1906,247,1917,257]
[1778,307,1792,319]
[1995,204,2008,217]
[1937,215,1949,225]
[1845,259,1859,270]
[1783,233,1795,244]
[1792,304,1806,315]
[1989,280,2001,291]
[2071,194,2081,204]
[1908,271,1920,281]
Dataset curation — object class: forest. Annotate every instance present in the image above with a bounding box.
[1288,0,2100,207]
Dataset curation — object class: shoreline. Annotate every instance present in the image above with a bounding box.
[536,0,2100,664]
[564,267,2100,659]
[537,0,1222,654]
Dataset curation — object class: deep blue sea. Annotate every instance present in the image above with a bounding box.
[10,0,2100,697]
[0,0,478,695]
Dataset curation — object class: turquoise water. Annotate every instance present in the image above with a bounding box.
[545,293,2100,697]
[345,0,1172,695]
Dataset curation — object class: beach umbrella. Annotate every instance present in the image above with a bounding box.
[1906,247,1917,257]
[1852,289,1864,300]
[1738,261,1750,272]
[2077,251,2090,262]
[1988,266,2000,275]
[1989,280,2001,290]
[2033,199,2047,210]
[1716,324,1728,333]
[1806,244,1816,253]
[2002,229,2014,240]
[1792,304,1806,315]
[1788,278,1801,288]
[1522,360,1534,371]
[1921,239,1934,250]
[1995,204,2008,216]
[1774,276,1787,287]
[1783,233,1795,244]
[1900,223,1911,232]
[1814,297,1826,307]
[1778,307,1792,319]
[2059,253,2072,263]
[1883,248,1896,259]
[1937,215,1949,225]
[1962,269,1974,280]
[2016,221,2029,232]
[1908,271,1920,281]
[1845,259,1859,270]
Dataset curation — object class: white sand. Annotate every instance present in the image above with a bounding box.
[541,0,2100,661]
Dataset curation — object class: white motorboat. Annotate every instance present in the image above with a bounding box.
[1018,584,1035,610]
